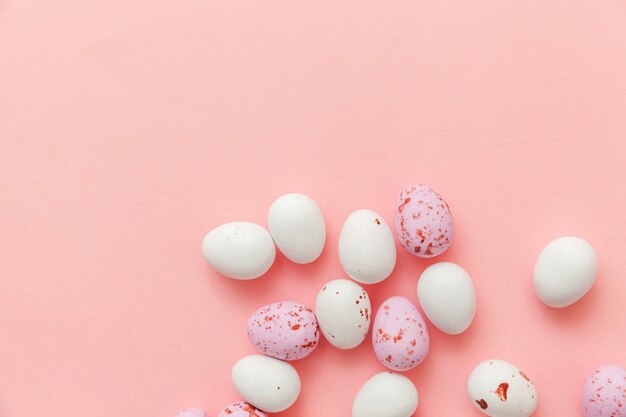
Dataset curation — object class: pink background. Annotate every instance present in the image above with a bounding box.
[1,0,626,416]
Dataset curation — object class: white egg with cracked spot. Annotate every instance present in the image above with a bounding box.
[338,209,396,284]
[315,279,371,349]
[202,222,276,280]
[417,262,476,334]
[352,372,418,417]
[467,359,538,417]
[268,193,326,264]
[231,354,301,412]
[534,236,597,307]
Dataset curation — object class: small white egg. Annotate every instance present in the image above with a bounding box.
[202,222,276,280]
[231,354,301,412]
[338,209,396,284]
[315,279,371,349]
[267,193,326,264]
[417,262,476,334]
[533,236,597,307]
[467,359,538,417]
[352,372,418,417]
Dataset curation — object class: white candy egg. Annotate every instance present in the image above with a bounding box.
[417,262,476,334]
[267,193,326,264]
[533,236,597,307]
[467,359,538,417]
[315,279,371,349]
[202,222,276,280]
[352,372,418,417]
[231,354,301,412]
[338,209,396,284]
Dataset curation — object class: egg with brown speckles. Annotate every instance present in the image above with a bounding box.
[217,402,267,417]
[394,184,454,258]
[247,301,319,361]
[467,359,538,417]
[582,364,626,417]
[372,296,429,371]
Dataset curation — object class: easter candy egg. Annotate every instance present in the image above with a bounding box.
[534,236,597,307]
[202,222,276,280]
[315,279,371,349]
[338,209,396,284]
[268,193,326,264]
[467,359,538,417]
[247,301,319,361]
[231,354,300,412]
[417,262,476,334]
[352,372,418,417]
[175,409,206,417]
[217,402,267,417]
[372,296,429,371]
[582,364,626,417]
[394,184,454,258]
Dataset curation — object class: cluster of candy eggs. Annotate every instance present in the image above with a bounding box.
[190,186,619,417]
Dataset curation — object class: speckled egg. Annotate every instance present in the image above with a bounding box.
[175,409,206,417]
[394,184,454,258]
[217,402,267,417]
[247,301,319,361]
[467,359,538,417]
[372,296,429,371]
[315,279,372,349]
[582,364,626,417]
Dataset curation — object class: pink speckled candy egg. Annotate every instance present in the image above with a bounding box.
[372,296,429,371]
[247,301,319,361]
[217,402,267,417]
[395,184,454,258]
[583,364,626,417]
[175,409,206,417]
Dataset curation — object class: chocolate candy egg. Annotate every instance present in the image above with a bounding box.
[315,279,371,349]
[372,296,429,371]
[231,354,301,412]
[338,209,396,284]
[352,372,418,417]
[534,236,598,308]
[175,409,206,417]
[268,193,326,264]
[467,359,538,417]
[394,184,454,258]
[202,222,276,280]
[247,301,319,361]
[582,364,626,417]
[217,402,267,417]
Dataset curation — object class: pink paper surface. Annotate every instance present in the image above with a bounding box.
[1,1,626,416]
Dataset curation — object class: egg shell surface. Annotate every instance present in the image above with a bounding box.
[217,402,267,417]
[534,236,598,307]
[582,364,626,417]
[231,354,301,412]
[417,262,476,334]
[467,359,538,417]
[352,371,418,417]
[394,184,454,258]
[372,296,429,371]
[247,301,319,361]
[315,279,371,349]
[267,193,326,264]
[202,222,276,280]
[338,209,396,284]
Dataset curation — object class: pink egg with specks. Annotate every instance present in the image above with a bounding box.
[395,184,454,258]
[247,301,319,361]
[582,365,626,417]
[217,402,267,417]
[372,296,429,371]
